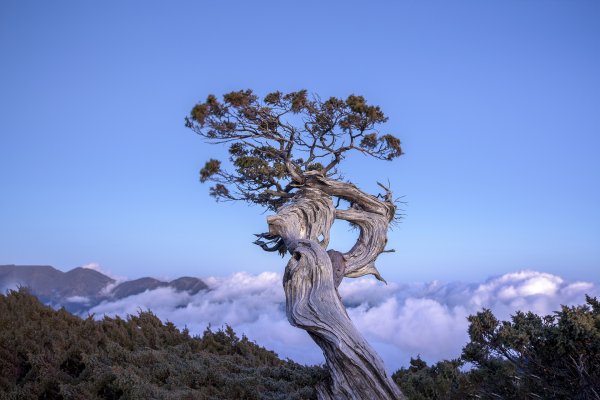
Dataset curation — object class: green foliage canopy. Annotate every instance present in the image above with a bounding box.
[186,90,402,210]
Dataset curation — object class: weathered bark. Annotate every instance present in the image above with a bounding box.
[265,172,405,399]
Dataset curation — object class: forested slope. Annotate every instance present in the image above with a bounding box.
[0,289,326,400]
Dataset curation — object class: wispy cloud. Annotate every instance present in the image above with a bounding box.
[86,270,598,371]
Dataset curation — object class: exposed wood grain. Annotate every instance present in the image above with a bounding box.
[267,175,404,399]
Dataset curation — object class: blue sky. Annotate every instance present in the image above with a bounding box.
[1,0,598,283]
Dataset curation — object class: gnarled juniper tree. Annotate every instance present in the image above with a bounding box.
[186,89,405,399]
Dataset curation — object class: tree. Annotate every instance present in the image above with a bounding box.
[186,89,405,399]
[392,357,474,399]
[392,295,600,399]
[462,295,600,399]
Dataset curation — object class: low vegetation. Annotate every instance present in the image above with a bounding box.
[0,288,326,399]
[394,295,600,399]
[2,289,598,399]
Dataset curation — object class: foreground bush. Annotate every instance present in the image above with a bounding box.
[0,288,326,399]
[394,295,600,399]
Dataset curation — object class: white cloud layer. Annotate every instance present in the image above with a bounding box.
[87,270,598,372]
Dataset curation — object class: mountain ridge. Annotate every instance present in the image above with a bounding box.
[0,264,208,313]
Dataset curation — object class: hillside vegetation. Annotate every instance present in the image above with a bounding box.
[2,289,598,399]
[393,295,600,399]
[0,289,326,400]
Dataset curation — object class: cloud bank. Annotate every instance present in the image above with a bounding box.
[87,270,598,372]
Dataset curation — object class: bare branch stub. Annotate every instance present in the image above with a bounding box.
[187,90,405,399]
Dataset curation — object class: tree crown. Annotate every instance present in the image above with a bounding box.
[186,89,402,210]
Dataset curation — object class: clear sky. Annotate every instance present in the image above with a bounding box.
[1,0,598,283]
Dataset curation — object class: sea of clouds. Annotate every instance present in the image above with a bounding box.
[85,270,598,372]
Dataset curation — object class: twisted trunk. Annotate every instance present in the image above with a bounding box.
[265,173,404,399]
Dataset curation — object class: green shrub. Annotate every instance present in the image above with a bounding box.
[0,288,326,399]
[394,296,600,399]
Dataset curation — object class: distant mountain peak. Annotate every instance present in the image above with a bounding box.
[0,265,209,313]
[169,277,209,295]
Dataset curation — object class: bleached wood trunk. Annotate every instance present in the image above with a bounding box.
[265,173,405,400]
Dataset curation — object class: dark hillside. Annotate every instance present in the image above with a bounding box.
[63,267,115,297]
[109,277,166,299]
[0,265,210,314]
[168,277,208,295]
[0,288,326,399]
[0,264,115,301]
